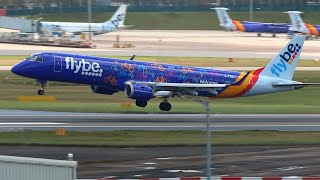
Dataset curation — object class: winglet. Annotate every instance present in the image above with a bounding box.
[260,35,306,80]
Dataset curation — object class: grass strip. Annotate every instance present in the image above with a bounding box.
[1,130,320,147]
[28,11,320,30]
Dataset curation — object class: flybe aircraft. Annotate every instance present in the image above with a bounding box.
[285,11,320,37]
[11,36,319,111]
[213,7,290,37]
[41,5,127,35]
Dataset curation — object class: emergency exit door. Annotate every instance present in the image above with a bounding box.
[54,56,62,72]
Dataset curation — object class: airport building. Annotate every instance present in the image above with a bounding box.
[0,155,77,180]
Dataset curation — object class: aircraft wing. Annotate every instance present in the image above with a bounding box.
[154,83,227,88]
[126,81,227,97]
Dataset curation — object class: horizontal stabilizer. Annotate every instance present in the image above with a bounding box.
[273,82,320,87]
[118,25,134,29]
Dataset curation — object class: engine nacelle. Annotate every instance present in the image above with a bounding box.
[90,85,118,95]
[125,84,154,101]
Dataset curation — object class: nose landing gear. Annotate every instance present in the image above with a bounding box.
[37,80,47,96]
[159,100,171,111]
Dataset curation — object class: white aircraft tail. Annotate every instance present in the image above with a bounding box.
[105,5,127,28]
[260,35,306,80]
[211,7,236,30]
[284,11,309,34]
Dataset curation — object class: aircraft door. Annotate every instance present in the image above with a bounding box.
[54,55,62,72]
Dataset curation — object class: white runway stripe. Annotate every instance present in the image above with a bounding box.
[0,122,66,125]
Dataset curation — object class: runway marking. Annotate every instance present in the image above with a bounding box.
[157,157,175,160]
[0,122,66,125]
[164,169,202,173]
[143,162,156,165]
[1,114,320,118]
[1,125,320,128]
[277,166,305,171]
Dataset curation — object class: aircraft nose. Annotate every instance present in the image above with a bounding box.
[11,64,21,75]
[11,63,25,76]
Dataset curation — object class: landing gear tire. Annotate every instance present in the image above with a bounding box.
[37,80,47,96]
[136,100,147,107]
[257,33,261,37]
[159,101,171,111]
[272,34,276,37]
[37,89,44,96]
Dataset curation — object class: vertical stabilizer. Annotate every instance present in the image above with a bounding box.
[211,7,236,30]
[284,11,309,34]
[105,5,127,28]
[260,35,306,80]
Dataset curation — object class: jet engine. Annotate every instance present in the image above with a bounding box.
[90,85,118,95]
[125,84,154,101]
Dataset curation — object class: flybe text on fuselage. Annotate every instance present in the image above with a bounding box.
[199,79,218,84]
[65,57,103,77]
[270,43,301,77]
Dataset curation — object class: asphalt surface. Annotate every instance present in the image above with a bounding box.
[1,110,320,131]
[1,145,320,178]
[1,110,320,178]
[0,49,318,60]
[0,30,319,59]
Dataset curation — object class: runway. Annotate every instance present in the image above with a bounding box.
[0,110,320,131]
[0,30,319,59]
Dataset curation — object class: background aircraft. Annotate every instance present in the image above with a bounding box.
[285,11,320,37]
[41,5,127,35]
[213,7,290,37]
[11,36,319,111]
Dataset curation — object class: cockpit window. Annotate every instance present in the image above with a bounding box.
[25,55,43,62]
[25,56,33,61]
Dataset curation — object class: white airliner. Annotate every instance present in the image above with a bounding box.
[41,5,127,35]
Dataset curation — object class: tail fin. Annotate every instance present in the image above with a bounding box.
[211,7,236,30]
[106,5,127,28]
[284,11,309,34]
[260,35,306,80]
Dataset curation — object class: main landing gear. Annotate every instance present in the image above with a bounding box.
[159,99,171,111]
[136,100,147,107]
[135,99,172,111]
[37,80,47,96]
